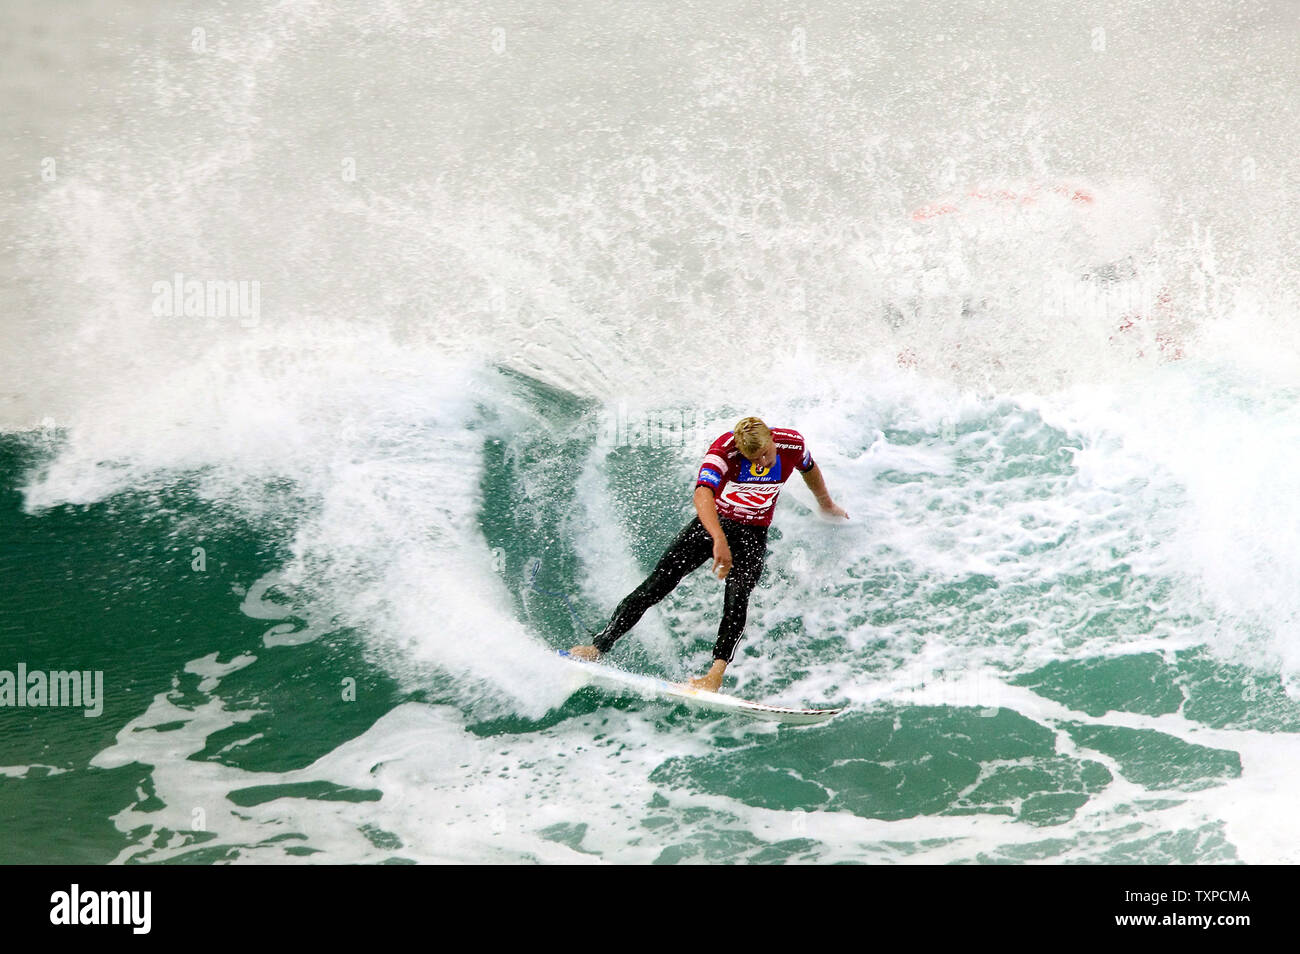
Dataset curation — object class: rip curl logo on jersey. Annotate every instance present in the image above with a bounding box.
[719,481,781,511]
[740,458,781,482]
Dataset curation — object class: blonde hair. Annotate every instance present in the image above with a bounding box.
[733,417,772,457]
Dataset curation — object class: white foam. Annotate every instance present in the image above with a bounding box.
[11,0,1300,864]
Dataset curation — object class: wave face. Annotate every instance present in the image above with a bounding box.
[3,0,1300,863]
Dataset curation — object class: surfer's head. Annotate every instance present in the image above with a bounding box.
[735,417,776,469]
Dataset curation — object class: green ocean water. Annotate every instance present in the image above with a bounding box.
[6,372,1298,864]
[5,0,1300,865]
[0,434,401,863]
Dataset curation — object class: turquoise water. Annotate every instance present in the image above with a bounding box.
[6,372,1300,863]
[4,0,1300,863]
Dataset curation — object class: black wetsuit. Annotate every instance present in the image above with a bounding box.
[592,516,768,663]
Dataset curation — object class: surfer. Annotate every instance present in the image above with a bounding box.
[569,417,848,692]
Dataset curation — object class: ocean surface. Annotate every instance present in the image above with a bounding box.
[3,0,1300,864]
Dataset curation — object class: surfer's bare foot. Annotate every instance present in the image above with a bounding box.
[687,659,727,692]
[569,645,601,661]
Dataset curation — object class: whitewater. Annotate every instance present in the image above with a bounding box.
[2,0,1298,864]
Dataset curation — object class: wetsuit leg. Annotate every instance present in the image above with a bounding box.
[593,518,713,654]
[712,522,768,662]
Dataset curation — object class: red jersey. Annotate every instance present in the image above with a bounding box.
[695,428,815,527]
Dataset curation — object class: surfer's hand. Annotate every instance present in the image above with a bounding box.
[820,500,849,520]
[711,537,732,579]
[569,645,601,661]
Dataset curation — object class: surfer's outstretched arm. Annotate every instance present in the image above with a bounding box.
[800,462,848,519]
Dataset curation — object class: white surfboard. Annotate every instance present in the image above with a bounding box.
[558,650,844,725]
